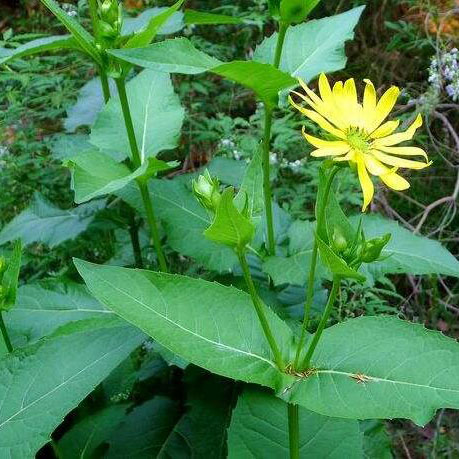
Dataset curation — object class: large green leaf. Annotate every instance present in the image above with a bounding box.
[228,388,363,458]
[57,404,129,459]
[0,35,80,65]
[0,193,104,248]
[109,38,297,108]
[90,70,184,161]
[184,9,244,25]
[357,215,459,278]
[117,179,238,272]
[282,316,459,426]
[253,6,365,82]
[40,0,102,65]
[122,7,184,36]
[75,260,293,388]
[0,318,144,457]
[5,281,109,347]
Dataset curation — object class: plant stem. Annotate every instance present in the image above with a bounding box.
[301,276,341,369]
[99,69,111,103]
[294,167,340,368]
[261,21,289,256]
[237,251,285,370]
[115,78,168,272]
[288,403,300,459]
[87,0,99,35]
[0,312,13,353]
[126,206,143,268]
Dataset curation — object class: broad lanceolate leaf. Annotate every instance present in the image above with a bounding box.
[109,38,297,108]
[184,9,244,25]
[122,7,184,36]
[0,35,80,65]
[357,215,459,278]
[228,388,363,458]
[91,70,184,161]
[40,0,102,65]
[0,193,104,248]
[68,150,174,203]
[5,281,109,347]
[75,260,293,388]
[282,316,459,426]
[280,0,321,24]
[117,180,238,272]
[65,77,117,133]
[253,6,365,82]
[0,318,144,457]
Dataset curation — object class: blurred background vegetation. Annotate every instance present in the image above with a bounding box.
[0,0,458,456]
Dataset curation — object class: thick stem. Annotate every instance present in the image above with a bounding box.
[294,167,340,368]
[261,21,289,256]
[288,403,300,459]
[115,78,168,272]
[238,251,285,370]
[301,276,341,369]
[0,312,13,353]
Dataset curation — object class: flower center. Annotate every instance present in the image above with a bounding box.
[346,128,370,153]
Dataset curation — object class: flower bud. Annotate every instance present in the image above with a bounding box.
[98,20,118,40]
[331,227,348,253]
[192,170,221,212]
[361,233,391,263]
[99,0,119,25]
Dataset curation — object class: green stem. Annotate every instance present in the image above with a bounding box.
[238,251,285,370]
[99,69,111,103]
[301,276,341,369]
[115,78,168,272]
[261,21,289,256]
[288,403,300,459]
[0,312,13,353]
[293,167,340,368]
[126,206,143,268]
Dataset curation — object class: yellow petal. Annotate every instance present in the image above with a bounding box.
[363,79,376,114]
[368,86,400,131]
[302,130,350,151]
[371,150,432,170]
[298,79,323,107]
[289,96,346,139]
[370,120,400,139]
[357,157,374,211]
[372,114,423,147]
[333,81,343,97]
[343,78,357,105]
[363,155,389,176]
[318,73,333,103]
[379,170,410,190]
[377,145,429,161]
[333,150,355,162]
[311,148,350,157]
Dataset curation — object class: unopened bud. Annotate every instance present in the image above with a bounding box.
[361,233,391,263]
[192,170,221,211]
[100,0,119,25]
[98,20,118,40]
[331,228,347,253]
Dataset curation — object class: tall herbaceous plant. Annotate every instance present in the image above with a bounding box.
[0,0,458,457]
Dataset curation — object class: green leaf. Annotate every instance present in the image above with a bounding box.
[124,0,185,49]
[64,77,117,133]
[57,404,128,459]
[235,147,264,217]
[0,35,80,65]
[361,420,392,459]
[0,193,104,248]
[106,397,180,458]
[68,150,175,203]
[205,188,255,250]
[184,9,244,25]
[108,38,297,108]
[280,0,321,24]
[5,281,109,347]
[47,133,95,161]
[122,7,184,36]
[356,215,459,278]
[90,70,184,161]
[228,388,363,458]
[74,260,293,388]
[40,0,102,65]
[282,316,459,426]
[0,240,22,311]
[0,318,144,457]
[253,6,365,82]
[117,179,238,272]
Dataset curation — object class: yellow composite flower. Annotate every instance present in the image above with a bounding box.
[289,73,432,211]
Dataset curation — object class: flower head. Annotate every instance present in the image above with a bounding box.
[290,74,431,211]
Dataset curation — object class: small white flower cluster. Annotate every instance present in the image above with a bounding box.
[428,48,459,101]
[219,138,245,161]
[270,152,307,173]
[61,3,78,17]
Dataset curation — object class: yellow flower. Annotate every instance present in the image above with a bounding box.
[290,74,432,211]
